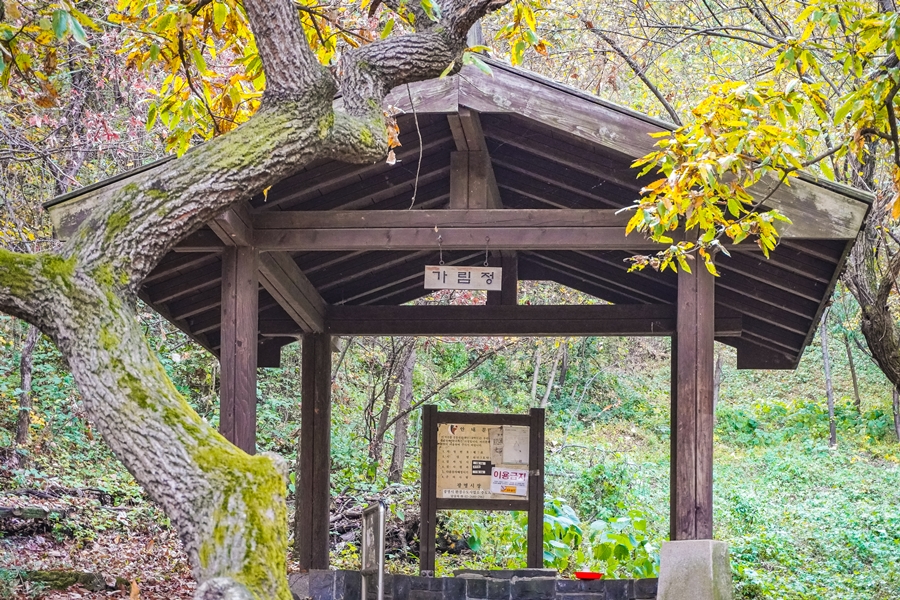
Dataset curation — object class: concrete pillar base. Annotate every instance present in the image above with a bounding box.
[657,540,732,600]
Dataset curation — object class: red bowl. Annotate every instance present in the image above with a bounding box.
[574,572,604,580]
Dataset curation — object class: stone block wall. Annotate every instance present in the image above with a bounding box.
[292,570,657,600]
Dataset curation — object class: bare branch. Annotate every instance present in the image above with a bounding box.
[381,343,505,432]
[586,27,682,126]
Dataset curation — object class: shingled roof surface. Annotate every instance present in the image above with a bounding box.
[45,60,872,370]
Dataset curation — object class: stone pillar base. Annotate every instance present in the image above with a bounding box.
[657,540,732,600]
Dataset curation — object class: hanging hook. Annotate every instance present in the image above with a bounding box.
[437,234,444,265]
[484,236,490,267]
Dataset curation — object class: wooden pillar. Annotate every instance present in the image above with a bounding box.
[419,405,438,575]
[295,333,332,571]
[486,253,518,306]
[526,407,545,568]
[219,246,259,454]
[671,265,715,540]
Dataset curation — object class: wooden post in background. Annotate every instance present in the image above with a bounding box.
[671,265,715,540]
[487,253,518,306]
[419,405,438,575]
[296,333,332,571]
[219,246,259,454]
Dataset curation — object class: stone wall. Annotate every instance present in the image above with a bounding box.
[290,570,657,600]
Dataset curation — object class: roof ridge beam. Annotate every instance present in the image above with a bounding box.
[448,108,502,209]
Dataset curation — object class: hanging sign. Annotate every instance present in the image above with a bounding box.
[424,265,502,291]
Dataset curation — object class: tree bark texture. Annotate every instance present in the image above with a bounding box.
[845,212,900,405]
[15,324,39,449]
[893,387,900,442]
[388,345,417,483]
[0,0,513,597]
[820,314,838,448]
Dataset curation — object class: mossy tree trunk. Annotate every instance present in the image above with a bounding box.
[0,1,510,598]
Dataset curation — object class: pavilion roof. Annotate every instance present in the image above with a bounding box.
[45,59,872,370]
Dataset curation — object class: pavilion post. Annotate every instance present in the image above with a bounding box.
[671,265,715,540]
[219,246,259,454]
[486,253,518,305]
[295,333,332,571]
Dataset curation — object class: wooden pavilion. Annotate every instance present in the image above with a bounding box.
[45,60,871,574]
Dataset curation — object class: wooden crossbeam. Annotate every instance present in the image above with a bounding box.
[309,304,742,337]
[251,209,663,251]
[210,203,254,247]
[207,202,327,335]
[258,253,326,333]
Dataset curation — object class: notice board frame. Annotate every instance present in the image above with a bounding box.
[419,406,545,574]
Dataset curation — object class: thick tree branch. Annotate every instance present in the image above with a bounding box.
[0,2,519,598]
[69,100,334,295]
[242,0,330,101]
[338,0,511,116]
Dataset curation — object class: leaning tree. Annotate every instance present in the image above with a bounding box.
[0,1,519,598]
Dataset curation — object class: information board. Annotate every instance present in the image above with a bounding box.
[435,423,530,499]
[419,407,545,575]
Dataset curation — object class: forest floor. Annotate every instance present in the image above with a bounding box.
[3,419,900,599]
[0,486,194,599]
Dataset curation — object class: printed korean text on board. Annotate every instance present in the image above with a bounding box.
[435,422,530,499]
[424,265,503,291]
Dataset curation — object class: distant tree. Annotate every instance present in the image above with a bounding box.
[820,309,838,447]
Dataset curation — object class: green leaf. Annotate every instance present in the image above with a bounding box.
[419,0,441,22]
[213,1,228,29]
[146,104,158,131]
[52,10,68,39]
[462,52,492,76]
[512,40,526,65]
[67,13,89,46]
[381,18,395,39]
[191,48,208,75]
[834,96,855,122]
[440,60,456,78]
